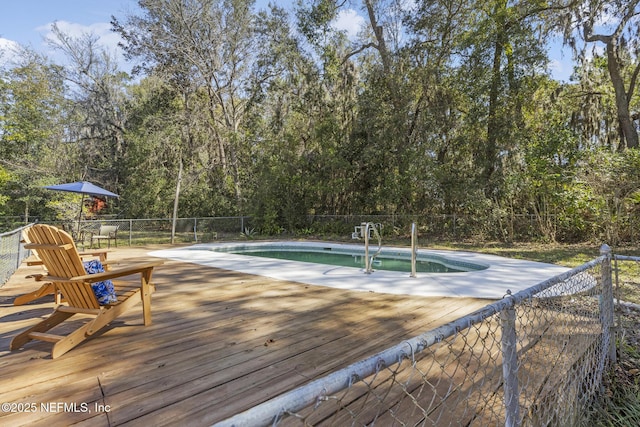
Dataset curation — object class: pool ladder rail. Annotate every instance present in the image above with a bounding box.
[410,222,417,278]
[352,222,382,273]
[364,222,382,274]
[353,222,418,276]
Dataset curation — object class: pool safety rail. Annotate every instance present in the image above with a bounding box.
[352,222,383,274]
[216,245,619,427]
[364,223,382,274]
[410,222,418,278]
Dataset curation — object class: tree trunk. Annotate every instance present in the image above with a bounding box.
[364,0,391,74]
[170,158,183,244]
[606,41,639,149]
[485,25,505,194]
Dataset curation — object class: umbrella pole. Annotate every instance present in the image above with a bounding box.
[77,194,84,243]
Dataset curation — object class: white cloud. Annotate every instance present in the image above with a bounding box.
[0,37,22,66]
[39,20,130,72]
[42,20,121,54]
[332,9,365,40]
[548,58,571,82]
[0,37,23,67]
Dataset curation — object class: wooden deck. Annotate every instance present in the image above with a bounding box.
[0,246,490,426]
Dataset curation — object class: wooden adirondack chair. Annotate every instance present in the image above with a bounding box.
[13,228,111,306]
[10,224,163,359]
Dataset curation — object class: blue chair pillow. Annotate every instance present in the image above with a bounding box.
[83,260,118,305]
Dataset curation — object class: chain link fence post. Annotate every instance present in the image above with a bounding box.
[501,297,520,427]
[600,244,616,364]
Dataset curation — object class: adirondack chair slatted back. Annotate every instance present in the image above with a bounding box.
[26,225,101,309]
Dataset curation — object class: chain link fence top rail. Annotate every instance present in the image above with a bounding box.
[0,224,32,287]
[216,249,614,427]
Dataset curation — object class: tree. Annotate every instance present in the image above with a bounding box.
[0,48,66,221]
[46,23,130,189]
[119,77,179,217]
[294,0,430,214]
[113,0,295,239]
[409,0,567,209]
[578,149,640,243]
[114,0,273,210]
[560,0,640,149]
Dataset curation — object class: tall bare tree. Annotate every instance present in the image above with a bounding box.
[47,23,129,189]
[113,0,265,212]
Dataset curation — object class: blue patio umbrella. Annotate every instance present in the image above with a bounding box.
[44,181,119,198]
[44,181,119,237]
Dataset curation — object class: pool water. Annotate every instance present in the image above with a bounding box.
[230,249,466,273]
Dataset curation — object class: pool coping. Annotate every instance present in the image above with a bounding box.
[150,241,570,299]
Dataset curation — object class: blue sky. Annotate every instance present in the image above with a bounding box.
[0,0,137,66]
[0,0,573,81]
[0,0,132,46]
[0,0,285,72]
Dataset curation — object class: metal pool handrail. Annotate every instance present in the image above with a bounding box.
[410,222,417,278]
[364,222,382,274]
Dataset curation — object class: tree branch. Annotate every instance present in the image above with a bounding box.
[341,42,378,64]
[627,57,640,102]
[585,0,640,42]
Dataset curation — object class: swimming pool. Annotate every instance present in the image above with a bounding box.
[150,241,570,299]
[217,244,487,274]
[231,249,462,273]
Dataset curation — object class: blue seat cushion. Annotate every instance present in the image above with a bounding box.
[83,260,118,305]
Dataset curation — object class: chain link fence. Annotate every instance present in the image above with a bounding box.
[2,213,640,243]
[0,224,32,286]
[613,254,640,332]
[306,211,640,243]
[217,248,615,426]
[0,219,252,286]
[46,217,252,247]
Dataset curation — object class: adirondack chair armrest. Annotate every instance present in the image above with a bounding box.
[74,261,164,283]
[42,261,164,284]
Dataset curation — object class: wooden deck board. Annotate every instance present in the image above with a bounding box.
[0,245,491,426]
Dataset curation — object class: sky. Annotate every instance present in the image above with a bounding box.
[0,0,573,81]
[0,0,138,67]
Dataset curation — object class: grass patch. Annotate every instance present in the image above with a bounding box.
[584,325,640,427]
[425,241,600,267]
[614,260,640,306]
